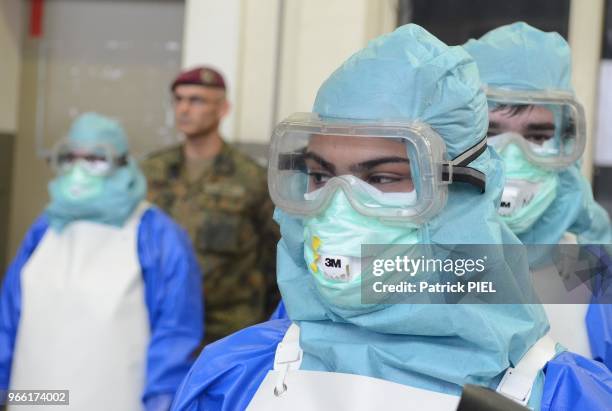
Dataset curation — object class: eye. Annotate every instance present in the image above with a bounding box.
[58,153,77,163]
[525,134,552,145]
[307,171,332,186]
[84,154,106,162]
[189,97,206,106]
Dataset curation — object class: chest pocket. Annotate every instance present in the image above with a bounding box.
[196,184,249,254]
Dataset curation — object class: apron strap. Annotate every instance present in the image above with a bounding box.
[273,323,303,395]
[272,324,556,407]
[496,333,557,406]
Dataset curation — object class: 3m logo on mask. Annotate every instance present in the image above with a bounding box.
[499,180,539,216]
[321,254,352,281]
[307,235,358,282]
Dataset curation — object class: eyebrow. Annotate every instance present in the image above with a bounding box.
[303,152,409,174]
[173,93,223,103]
[349,157,410,173]
[488,121,555,132]
[526,122,555,132]
[303,152,336,174]
[174,94,205,101]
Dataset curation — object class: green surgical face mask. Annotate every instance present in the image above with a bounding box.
[496,143,558,234]
[303,190,419,309]
[57,164,106,201]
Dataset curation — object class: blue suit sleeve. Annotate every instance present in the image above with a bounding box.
[171,319,291,411]
[541,352,612,411]
[587,303,612,369]
[583,244,612,370]
[0,216,49,389]
[138,208,204,410]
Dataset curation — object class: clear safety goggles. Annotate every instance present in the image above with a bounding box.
[50,139,128,177]
[485,87,586,169]
[268,113,488,223]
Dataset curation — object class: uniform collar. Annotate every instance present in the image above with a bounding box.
[170,140,236,180]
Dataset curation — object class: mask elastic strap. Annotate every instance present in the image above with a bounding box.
[441,136,487,193]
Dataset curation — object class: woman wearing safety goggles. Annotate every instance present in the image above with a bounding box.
[0,113,203,411]
[170,24,611,411]
[268,115,486,298]
[50,140,129,200]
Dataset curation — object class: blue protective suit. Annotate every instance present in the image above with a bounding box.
[171,23,612,411]
[464,22,612,370]
[268,301,288,320]
[171,320,612,411]
[0,207,203,411]
[587,248,612,367]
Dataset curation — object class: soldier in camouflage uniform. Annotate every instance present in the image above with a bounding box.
[141,67,280,344]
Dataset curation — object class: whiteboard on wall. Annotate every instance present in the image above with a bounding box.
[32,0,185,159]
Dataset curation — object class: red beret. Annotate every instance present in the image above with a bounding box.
[171,66,226,91]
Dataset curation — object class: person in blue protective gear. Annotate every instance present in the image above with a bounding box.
[169,25,612,411]
[464,22,612,369]
[0,113,204,411]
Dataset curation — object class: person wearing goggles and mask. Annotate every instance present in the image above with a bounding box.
[170,25,611,411]
[465,22,612,370]
[0,113,203,411]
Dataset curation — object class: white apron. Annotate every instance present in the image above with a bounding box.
[9,203,151,411]
[541,303,590,358]
[533,233,592,358]
[247,324,556,410]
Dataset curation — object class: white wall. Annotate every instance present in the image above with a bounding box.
[181,0,397,144]
[276,0,396,123]
[0,0,23,133]
[182,0,242,141]
[595,60,612,166]
[568,0,605,181]
[233,0,283,144]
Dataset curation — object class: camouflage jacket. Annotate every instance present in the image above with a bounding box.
[141,142,280,343]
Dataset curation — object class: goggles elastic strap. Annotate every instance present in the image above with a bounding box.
[441,136,487,193]
[278,152,306,171]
